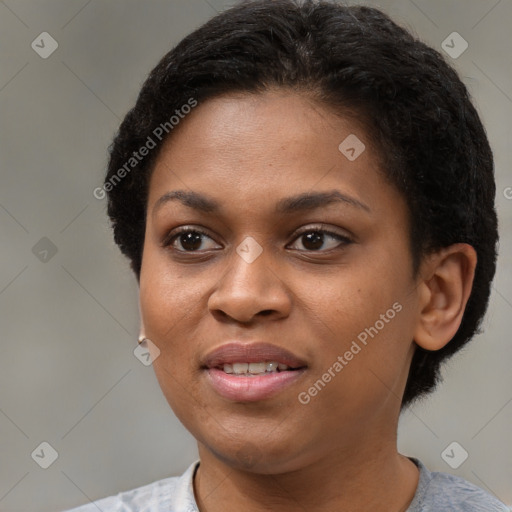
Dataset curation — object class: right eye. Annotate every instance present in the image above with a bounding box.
[163,227,221,252]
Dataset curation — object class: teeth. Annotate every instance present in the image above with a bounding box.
[222,361,289,375]
[266,362,278,372]
[232,363,249,374]
[248,362,266,374]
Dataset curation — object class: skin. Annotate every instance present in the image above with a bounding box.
[138,89,476,512]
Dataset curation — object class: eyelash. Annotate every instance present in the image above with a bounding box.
[162,225,353,253]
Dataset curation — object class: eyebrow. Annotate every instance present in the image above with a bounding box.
[152,189,371,216]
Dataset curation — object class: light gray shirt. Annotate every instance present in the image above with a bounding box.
[63,457,509,511]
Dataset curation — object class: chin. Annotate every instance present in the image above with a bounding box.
[203,435,309,474]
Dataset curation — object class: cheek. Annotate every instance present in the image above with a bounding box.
[309,262,403,338]
[140,249,203,339]
[297,265,413,401]
[139,253,208,411]
[151,359,214,445]
[143,273,208,426]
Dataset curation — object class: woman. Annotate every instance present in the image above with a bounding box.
[66,0,507,510]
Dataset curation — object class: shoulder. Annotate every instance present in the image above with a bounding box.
[408,457,509,512]
[61,460,200,512]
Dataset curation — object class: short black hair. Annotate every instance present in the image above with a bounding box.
[104,0,498,410]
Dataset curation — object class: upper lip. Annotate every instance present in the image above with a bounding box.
[202,342,308,369]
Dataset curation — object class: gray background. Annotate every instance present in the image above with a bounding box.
[0,0,511,511]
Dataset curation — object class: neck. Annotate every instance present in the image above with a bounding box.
[193,436,419,512]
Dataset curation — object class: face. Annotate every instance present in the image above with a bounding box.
[139,90,421,474]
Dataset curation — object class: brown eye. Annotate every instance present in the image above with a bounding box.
[163,228,219,252]
[290,228,352,252]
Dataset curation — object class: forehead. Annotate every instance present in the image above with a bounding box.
[147,90,391,216]
[155,89,373,164]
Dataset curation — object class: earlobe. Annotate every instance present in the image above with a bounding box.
[138,294,146,344]
[138,324,146,344]
[413,243,477,352]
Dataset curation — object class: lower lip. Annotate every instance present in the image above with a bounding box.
[205,368,306,402]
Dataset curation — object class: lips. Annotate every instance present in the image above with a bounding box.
[201,341,308,369]
[202,342,308,402]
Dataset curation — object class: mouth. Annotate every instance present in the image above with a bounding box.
[201,342,308,401]
[218,361,304,376]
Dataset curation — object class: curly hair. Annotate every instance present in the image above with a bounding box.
[103,0,498,410]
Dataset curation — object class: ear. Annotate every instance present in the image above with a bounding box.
[413,243,477,351]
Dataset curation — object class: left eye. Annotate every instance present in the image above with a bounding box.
[289,229,352,252]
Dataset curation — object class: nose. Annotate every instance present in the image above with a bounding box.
[207,243,292,324]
